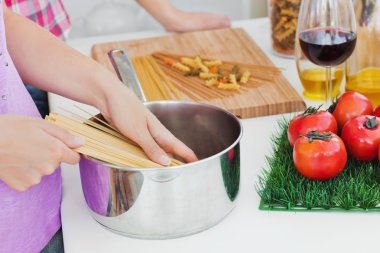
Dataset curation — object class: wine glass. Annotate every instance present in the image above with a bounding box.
[296,0,357,106]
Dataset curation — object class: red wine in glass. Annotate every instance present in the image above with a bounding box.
[299,27,357,67]
[296,0,356,106]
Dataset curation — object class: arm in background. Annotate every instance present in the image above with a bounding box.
[136,0,231,32]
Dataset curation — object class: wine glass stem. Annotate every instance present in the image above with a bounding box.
[325,66,333,106]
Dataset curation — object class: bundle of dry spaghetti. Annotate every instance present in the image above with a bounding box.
[131,52,282,101]
[153,52,282,86]
[45,111,183,168]
[131,55,182,101]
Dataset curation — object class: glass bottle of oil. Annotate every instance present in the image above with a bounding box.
[346,0,380,107]
[296,51,343,101]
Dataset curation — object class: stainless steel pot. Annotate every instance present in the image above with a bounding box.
[78,50,243,239]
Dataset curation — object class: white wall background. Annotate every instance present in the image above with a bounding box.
[62,0,268,38]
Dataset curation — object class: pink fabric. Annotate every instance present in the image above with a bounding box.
[0,4,61,253]
[5,0,70,39]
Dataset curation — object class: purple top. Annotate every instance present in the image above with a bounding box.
[80,158,110,216]
[0,4,61,253]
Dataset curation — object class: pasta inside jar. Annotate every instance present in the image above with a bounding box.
[268,0,301,57]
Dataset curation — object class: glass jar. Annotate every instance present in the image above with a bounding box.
[296,50,344,101]
[345,0,380,107]
[268,0,301,58]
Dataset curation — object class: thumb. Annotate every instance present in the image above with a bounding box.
[41,122,86,149]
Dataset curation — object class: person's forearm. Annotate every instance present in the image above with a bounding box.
[2,4,197,167]
[136,0,178,29]
[135,0,230,33]
[3,6,119,111]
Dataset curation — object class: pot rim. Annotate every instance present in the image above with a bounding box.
[83,100,243,172]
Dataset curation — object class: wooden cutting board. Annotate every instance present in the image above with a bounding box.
[91,28,306,118]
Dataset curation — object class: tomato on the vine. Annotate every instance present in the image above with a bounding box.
[293,131,347,181]
[287,106,337,147]
[329,91,373,131]
[341,116,380,161]
[374,105,380,117]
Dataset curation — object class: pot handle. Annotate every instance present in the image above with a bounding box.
[108,49,147,102]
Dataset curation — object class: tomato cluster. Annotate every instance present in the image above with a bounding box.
[288,91,380,181]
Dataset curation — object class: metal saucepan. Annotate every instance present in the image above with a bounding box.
[79,49,243,239]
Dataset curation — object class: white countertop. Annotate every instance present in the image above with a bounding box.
[49,18,379,253]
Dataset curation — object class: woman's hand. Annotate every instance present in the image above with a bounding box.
[0,115,84,192]
[4,6,196,167]
[136,0,231,33]
[162,11,231,33]
[98,86,198,166]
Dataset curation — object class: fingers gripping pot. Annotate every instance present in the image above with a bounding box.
[79,49,243,239]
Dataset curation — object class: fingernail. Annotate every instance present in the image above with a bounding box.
[73,136,86,146]
[160,155,171,166]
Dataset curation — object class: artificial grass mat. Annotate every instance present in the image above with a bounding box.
[257,119,380,212]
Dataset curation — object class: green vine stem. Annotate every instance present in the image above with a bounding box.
[364,117,379,129]
[301,131,332,143]
[327,97,339,113]
[301,105,323,119]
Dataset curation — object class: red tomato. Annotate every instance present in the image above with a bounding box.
[227,149,235,161]
[374,105,380,117]
[341,116,380,161]
[288,106,338,147]
[293,131,347,180]
[330,91,373,131]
